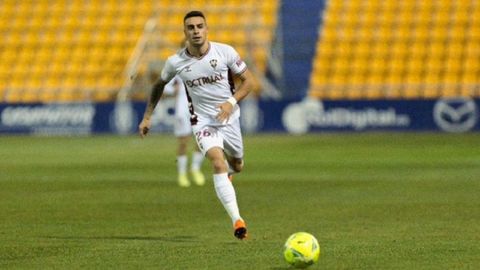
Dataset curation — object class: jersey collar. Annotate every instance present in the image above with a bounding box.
[185,42,211,59]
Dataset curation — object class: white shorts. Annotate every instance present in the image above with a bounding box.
[174,113,192,137]
[192,118,244,158]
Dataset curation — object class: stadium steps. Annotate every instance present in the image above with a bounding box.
[279,0,326,99]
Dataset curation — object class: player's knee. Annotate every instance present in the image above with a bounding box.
[212,158,228,173]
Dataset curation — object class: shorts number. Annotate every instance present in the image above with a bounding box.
[195,129,212,141]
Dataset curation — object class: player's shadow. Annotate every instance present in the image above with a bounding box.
[42,235,199,243]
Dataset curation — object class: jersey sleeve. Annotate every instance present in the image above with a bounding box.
[160,57,177,83]
[226,46,247,75]
[163,77,177,95]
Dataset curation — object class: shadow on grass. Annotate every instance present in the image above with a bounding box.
[41,235,199,243]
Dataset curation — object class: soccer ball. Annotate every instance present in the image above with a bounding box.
[283,232,320,268]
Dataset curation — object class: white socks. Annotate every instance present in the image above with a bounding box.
[178,152,204,173]
[191,151,204,171]
[177,155,188,174]
[213,173,241,224]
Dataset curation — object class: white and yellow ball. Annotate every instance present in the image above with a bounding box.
[283,232,320,268]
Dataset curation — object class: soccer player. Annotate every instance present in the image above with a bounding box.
[145,40,205,188]
[138,10,253,240]
[163,76,206,187]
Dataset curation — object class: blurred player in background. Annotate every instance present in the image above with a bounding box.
[147,57,205,187]
[162,76,205,187]
[139,10,253,239]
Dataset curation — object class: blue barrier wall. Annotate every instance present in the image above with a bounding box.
[256,98,480,133]
[1,98,479,135]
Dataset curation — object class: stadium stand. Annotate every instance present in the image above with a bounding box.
[0,0,278,103]
[309,0,480,99]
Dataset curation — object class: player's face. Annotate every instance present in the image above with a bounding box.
[184,16,208,47]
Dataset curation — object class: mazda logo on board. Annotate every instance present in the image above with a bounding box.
[433,97,478,133]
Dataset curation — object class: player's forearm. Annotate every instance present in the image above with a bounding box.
[232,70,253,103]
[144,81,165,119]
[232,84,251,103]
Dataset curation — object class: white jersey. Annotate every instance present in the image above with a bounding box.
[161,42,247,126]
[163,75,189,120]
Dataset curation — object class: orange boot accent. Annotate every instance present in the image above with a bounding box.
[234,219,248,240]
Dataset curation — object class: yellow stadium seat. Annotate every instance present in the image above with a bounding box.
[445,58,462,76]
[442,86,460,98]
[407,57,424,76]
[458,86,474,97]
[387,57,406,77]
[317,41,335,58]
[313,57,330,74]
[0,75,8,92]
[443,71,461,84]
[460,70,477,86]
[5,90,23,103]
[0,88,5,100]
[332,57,350,75]
[61,75,78,90]
[58,88,77,102]
[24,76,43,89]
[346,85,364,99]
[463,57,480,76]
[22,90,39,103]
[311,73,328,87]
[331,70,349,87]
[43,76,62,89]
[329,87,348,99]
[423,86,440,99]
[424,67,442,84]
[39,89,58,103]
[8,76,25,90]
[402,86,420,99]
[428,42,447,59]
[366,86,383,99]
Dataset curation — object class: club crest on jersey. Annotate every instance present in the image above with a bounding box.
[183,65,192,72]
[209,59,217,69]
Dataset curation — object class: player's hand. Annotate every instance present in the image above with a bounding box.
[216,102,233,123]
[138,118,151,138]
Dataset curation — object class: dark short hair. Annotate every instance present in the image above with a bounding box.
[184,11,206,23]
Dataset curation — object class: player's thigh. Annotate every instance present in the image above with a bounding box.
[221,119,244,159]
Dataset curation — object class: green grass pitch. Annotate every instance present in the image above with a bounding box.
[1,133,479,269]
